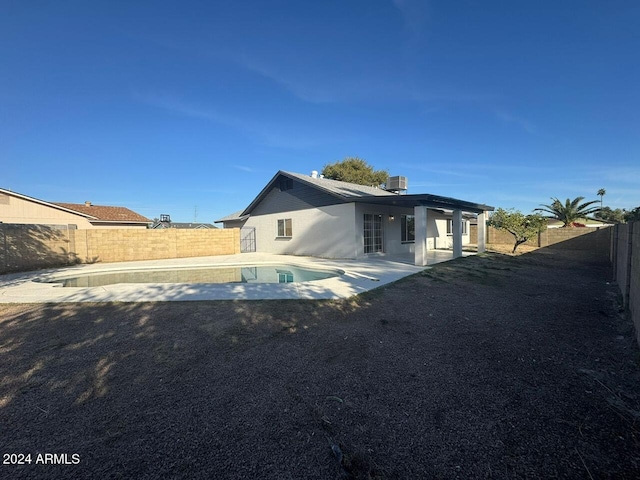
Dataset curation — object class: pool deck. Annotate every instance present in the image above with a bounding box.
[0,251,473,303]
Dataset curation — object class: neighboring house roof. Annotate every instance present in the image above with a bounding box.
[216,170,494,223]
[152,222,217,229]
[0,187,98,220]
[54,202,151,224]
[214,210,249,223]
[0,187,151,226]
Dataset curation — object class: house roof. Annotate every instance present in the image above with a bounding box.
[0,187,151,225]
[350,193,494,214]
[232,170,402,221]
[215,210,250,223]
[53,202,151,224]
[0,188,96,219]
[217,171,494,223]
[283,171,398,198]
[152,222,217,229]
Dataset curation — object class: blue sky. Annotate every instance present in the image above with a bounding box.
[2,0,638,223]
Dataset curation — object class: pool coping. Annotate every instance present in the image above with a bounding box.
[0,252,468,303]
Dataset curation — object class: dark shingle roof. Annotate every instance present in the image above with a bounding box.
[217,170,494,223]
[214,210,249,223]
[282,171,397,198]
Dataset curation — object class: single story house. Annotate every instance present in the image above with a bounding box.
[0,188,151,229]
[215,171,494,266]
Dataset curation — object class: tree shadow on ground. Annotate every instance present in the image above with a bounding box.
[1,246,640,478]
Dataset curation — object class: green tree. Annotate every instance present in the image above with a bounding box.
[597,188,606,210]
[488,208,547,253]
[625,207,640,222]
[535,197,600,227]
[595,206,625,223]
[321,157,389,186]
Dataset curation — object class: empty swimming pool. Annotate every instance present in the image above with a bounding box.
[37,265,344,288]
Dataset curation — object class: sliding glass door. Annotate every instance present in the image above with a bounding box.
[363,213,383,254]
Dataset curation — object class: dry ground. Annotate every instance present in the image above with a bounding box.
[1,247,640,479]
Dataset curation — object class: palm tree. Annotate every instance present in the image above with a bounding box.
[535,197,601,227]
[597,188,606,211]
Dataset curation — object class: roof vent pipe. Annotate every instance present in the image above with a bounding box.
[85,201,92,207]
[311,170,318,178]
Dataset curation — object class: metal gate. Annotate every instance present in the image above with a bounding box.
[240,227,256,253]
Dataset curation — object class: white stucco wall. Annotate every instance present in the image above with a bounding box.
[354,203,416,257]
[236,202,473,259]
[244,203,358,258]
[428,211,471,249]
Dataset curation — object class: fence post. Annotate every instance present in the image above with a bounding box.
[0,223,6,272]
[611,224,618,281]
[624,222,634,309]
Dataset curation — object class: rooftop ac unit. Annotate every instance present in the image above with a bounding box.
[386,176,408,192]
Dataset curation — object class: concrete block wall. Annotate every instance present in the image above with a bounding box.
[612,223,639,346]
[541,227,608,250]
[0,224,76,273]
[484,226,540,248]
[77,228,241,263]
[630,223,640,347]
[175,229,240,258]
[0,224,241,274]
[474,225,611,254]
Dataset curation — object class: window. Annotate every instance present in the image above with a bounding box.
[401,215,415,242]
[278,271,294,283]
[446,219,468,235]
[277,218,292,237]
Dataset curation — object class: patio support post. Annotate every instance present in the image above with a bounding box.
[414,206,428,266]
[477,211,487,253]
[453,209,463,258]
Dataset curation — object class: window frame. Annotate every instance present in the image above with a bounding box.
[446,219,468,235]
[277,218,293,238]
[401,214,415,243]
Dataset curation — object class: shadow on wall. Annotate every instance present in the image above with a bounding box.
[0,224,78,274]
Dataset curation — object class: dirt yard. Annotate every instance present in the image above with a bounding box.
[1,247,639,479]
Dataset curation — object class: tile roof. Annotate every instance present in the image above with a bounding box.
[54,203,151,223]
